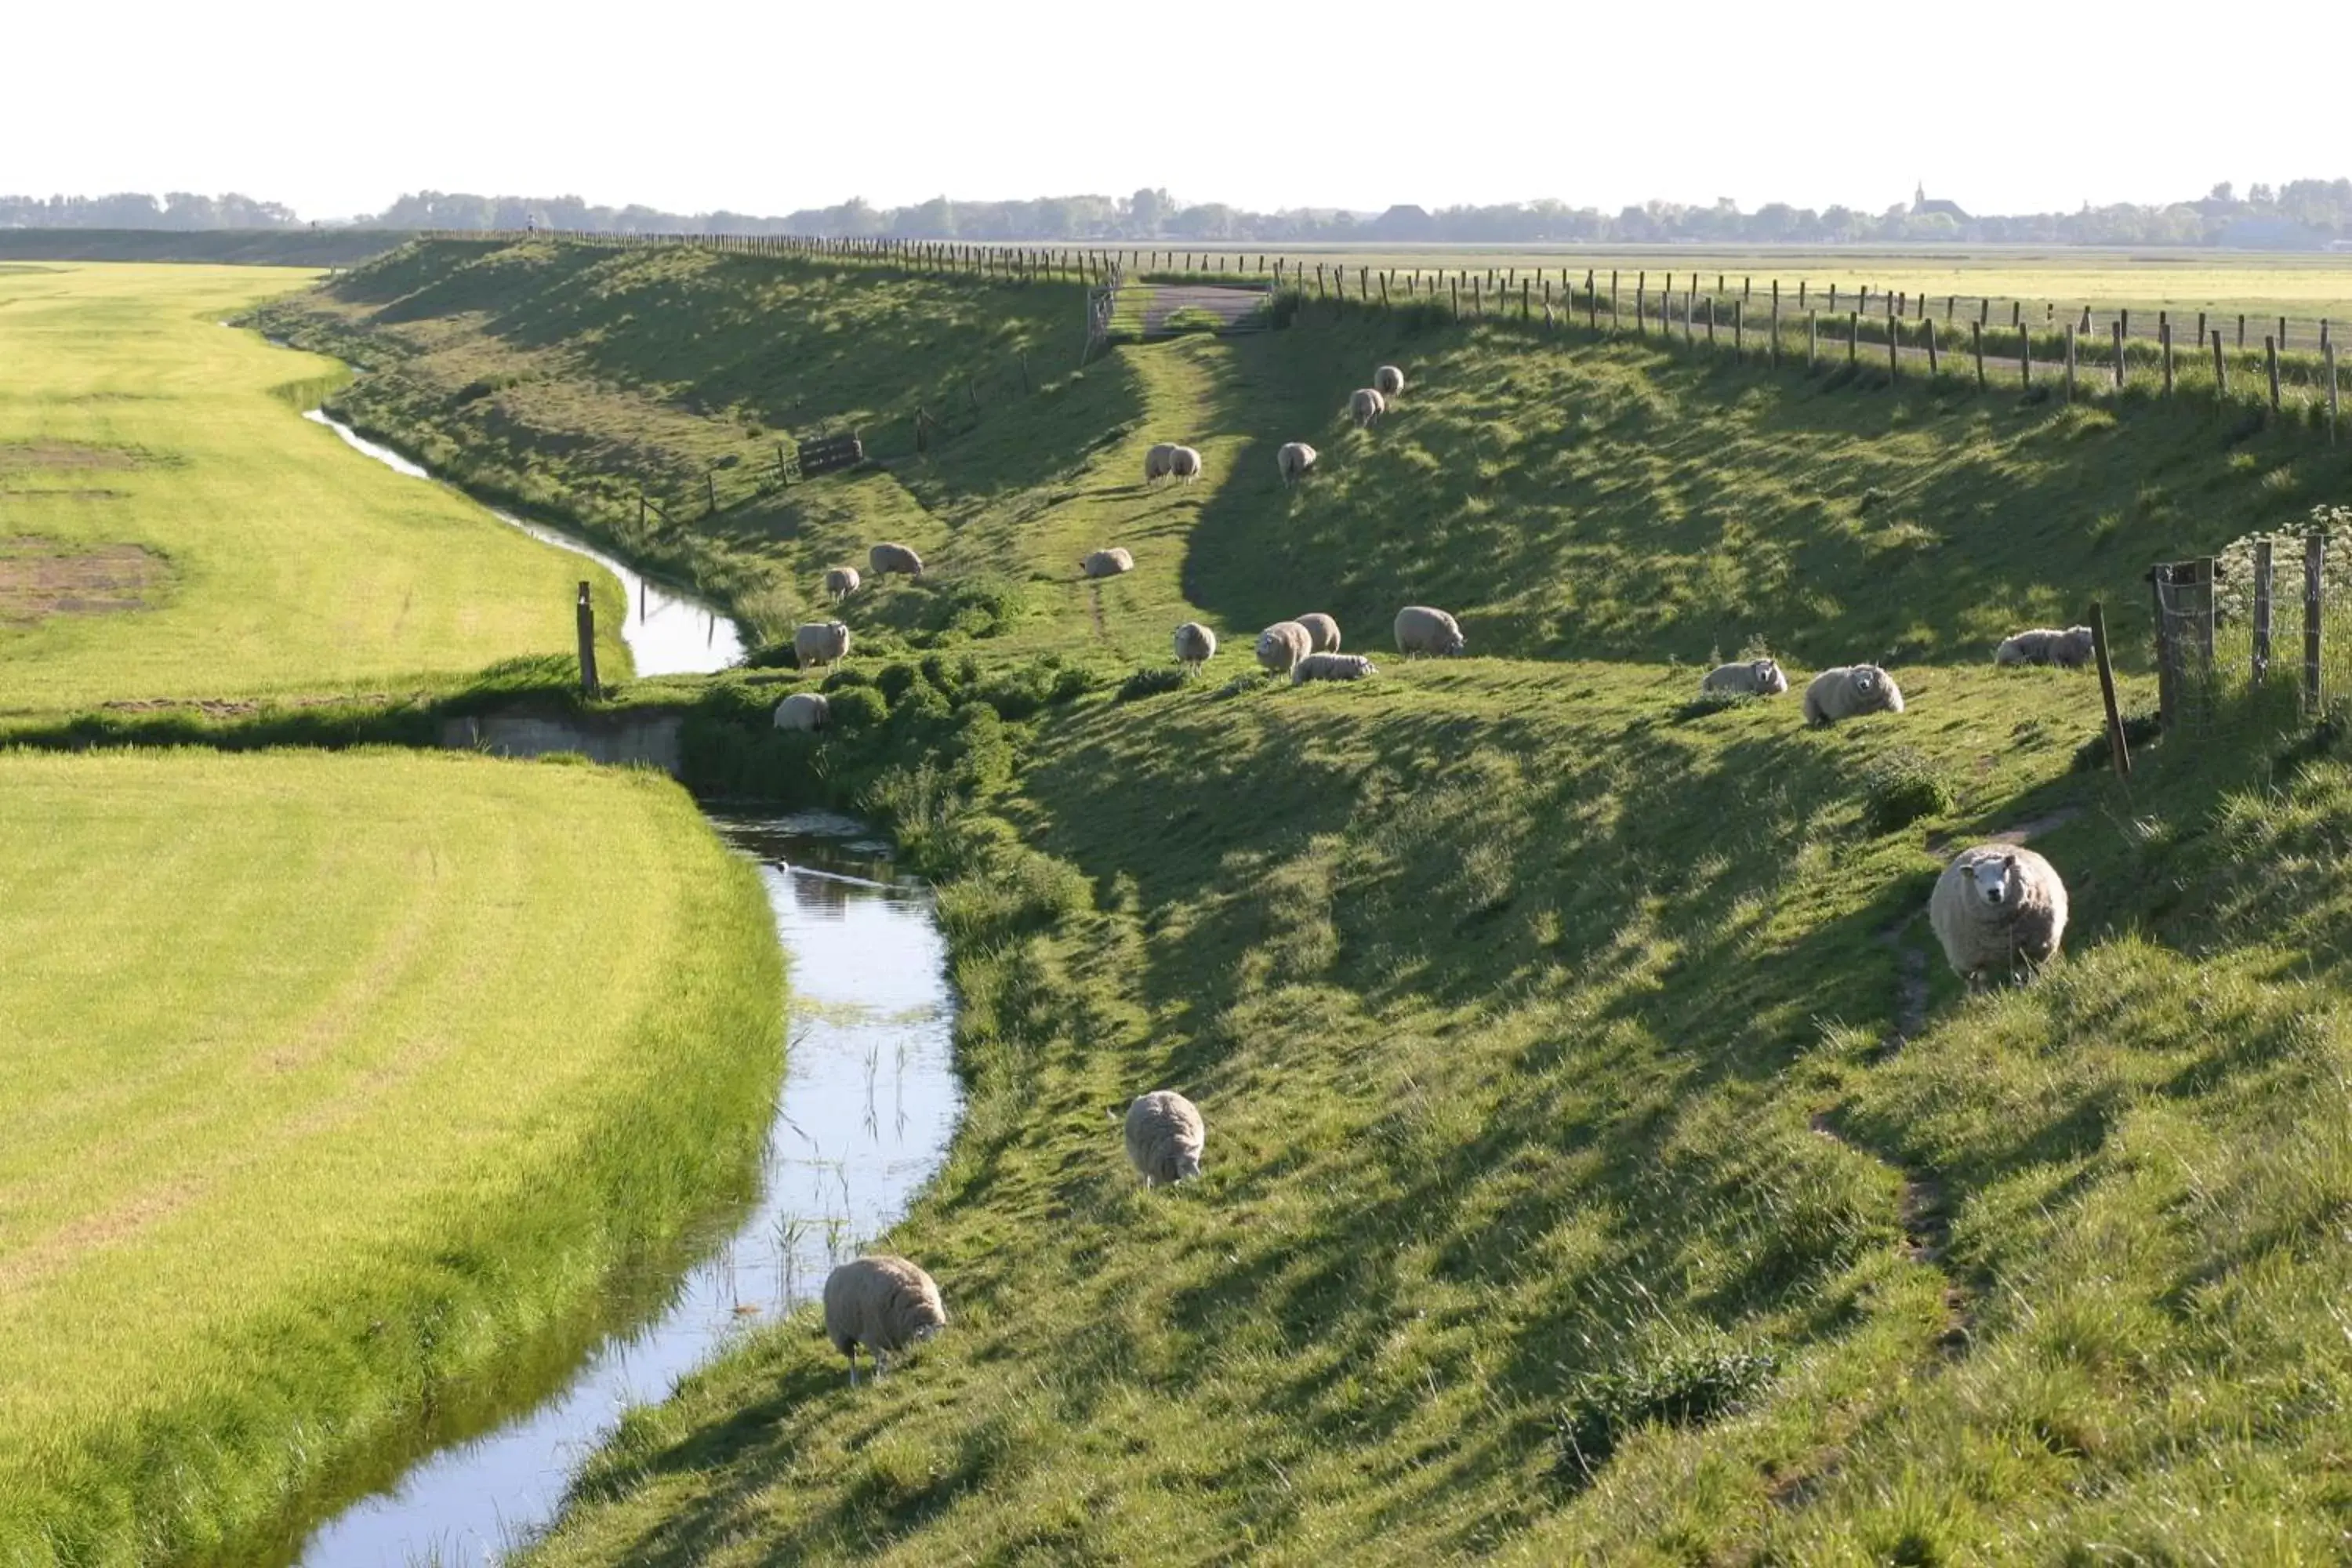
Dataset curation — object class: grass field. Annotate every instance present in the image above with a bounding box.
[0,263,627,713]
[0,747,784,1566]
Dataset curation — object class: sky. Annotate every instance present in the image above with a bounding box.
[7,0,2349,221]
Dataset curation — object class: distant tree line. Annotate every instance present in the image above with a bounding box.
[0,192,299,229]
[13,181,2352,248]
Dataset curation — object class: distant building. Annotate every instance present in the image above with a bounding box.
[1911,183,1970,223]
[1367,204,1438,240]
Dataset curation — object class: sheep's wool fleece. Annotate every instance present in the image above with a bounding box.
[824,1255,947,1356]
[1083,548,1135,579]
[1802,664,1904,724]
[1174,622,1217,666]
[1700,659,1788,696]
[1297,612,1341,652]
[1125,1091,1206,1184]
[794,621,851,666]
[1928,844,2069,981]
[1257,620,1312,673]
[869,543,924,575]
[1293,652,1377,683]
[1394,605,1465,656]
[774,691,829,731]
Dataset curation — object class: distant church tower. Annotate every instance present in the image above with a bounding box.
[1914,180,1926,212]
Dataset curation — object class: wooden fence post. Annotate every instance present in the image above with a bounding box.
[2307,532,2326,714]
[1706,294,1717,346]
[1808,310,1818,367]
[2064,325,2077,402]
[2112,321,2127,389]
[2090,602,2131,779]
[1849,310,1860,365]
[575,581,600,697]
[1769,281,1780,367]
[1972,321,1985,387]
[1887,312,1899,383]
[2254,539,2274,683]
[2329,341,2342,443]
[2213,329,2230,394]
[1925,317,1939,376]
[2267,336,2282,412]
[2238,313,2247,349]
[2161,322,2175,395]
[706,471,718,515]
[2020,322,2032,387]
[1635,278,1646,336]
[1734,298,1744,360]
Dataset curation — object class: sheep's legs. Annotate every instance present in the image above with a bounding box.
[846,1348,861,1387]
[873,1352,891,1381]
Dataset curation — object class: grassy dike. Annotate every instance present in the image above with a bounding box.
[0,749,784,1567]
[233,239,2352,1560]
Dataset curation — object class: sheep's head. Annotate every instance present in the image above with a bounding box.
[1175,1152,1203,1181]
[1753,658,1787,693]
[1967,852,2022,909]
[1852,666,1884,697]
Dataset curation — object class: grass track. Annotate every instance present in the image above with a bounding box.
[0,263,626,713]
[0,748,783,1566]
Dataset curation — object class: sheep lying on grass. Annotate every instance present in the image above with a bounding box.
[1173,621,1217,671]
[1802,664,1904,725]
[1124,1091,1205,1186]
[1297,612,1341,652]
[869,542,924,577]
[1995,626,2096,670]
[1168,445,1203,483]
[1393,605,1465,657]
[1374,364,1406,398]
[1349,387,1387,427]
[1143,442,1178,484]
[773,691,829,731]
[1929,844,2069,989]
[1700,658,1790,698]
[1256,620,1312,675]
[794,620,851,672]
[822,1255,946,1385]
[823,566,861,601]
[1293,652,1377,684]
[1081,547,1134,579]
[1276,441,1317,485]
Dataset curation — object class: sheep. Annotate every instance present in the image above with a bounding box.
[1349,387,1387,427]
[1168,445,1203,483]
[1143,441,1178,485]
[868,542,924,578]
[1297,612,1341,652]
[1255,619,1312,676]
[773,691,829,731]
[1276,441,1318,486]
[822,1254,947,1385]
[1173,621,1218,671]
[1081,547,1135,579]
[1393,605,1465,657]
[1373,364,1406,398]
[1123,1090,1206,1187]
[1292,652,1377,684]
[1802,664,1905,725]
[793,619,851,672]
[1700,658,1791,698]
[1994,626,2096,670]
[823,565,862,601]
[1928,844,2069,989]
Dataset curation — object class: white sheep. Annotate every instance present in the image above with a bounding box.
[1373,365,1406,398]
[822,1255,946,1385]
[1292,652,1377,684]
[1994,626,2096,670]
[1296,612,1341,652]
[1276,441,1318,486]
[793,619,850,671]
[1173,621,1217,671]
[824,566,861,601]
[1143,442,1178,485]
[1393,605,1465,657]
[773,691,829,731]
[1168,445,1203,484]
[1256,620,1312,675]
[1802,664,1905,725]
[1700,658,1791,698]
[1928,844,2070,989]
[868,542,924,577]
[1081,547,1135,579]
[1123,1090,1205,1187]
[1349,387,1387,427]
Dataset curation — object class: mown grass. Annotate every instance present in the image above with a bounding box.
[0,748,783,1566]
[0,263,628,713]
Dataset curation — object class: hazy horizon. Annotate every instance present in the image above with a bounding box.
[12,0,2350,223]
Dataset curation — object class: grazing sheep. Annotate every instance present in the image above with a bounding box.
[772,691,829,732]
[1929,844,2070,989]
[1700,658,1791,698]
[1292,652,1377,684]
[1143,442,1178,485]
[1802,664,1905,725]
[1276,441,1318,486]
[868,542,924,578]
[1256,619,1313,675]
[1173,621,1218,671]
[1168,445,1203,483]
[822,1255,946,1385]
[1994,626,2096,670]
[1123,1091,1206,1187]
[1349,387,1387,427]
[1373,364,1406,398]
[1393,605,1466,657]
[793,619,851,672]
[1081,547,1135,579]
[823,566,861,601]
[1297,612,1341,652]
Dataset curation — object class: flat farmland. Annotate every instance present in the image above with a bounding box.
[0,263,627,714]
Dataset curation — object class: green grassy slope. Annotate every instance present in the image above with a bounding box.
[244,240,2352,1563]
[0,748,783,1567]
